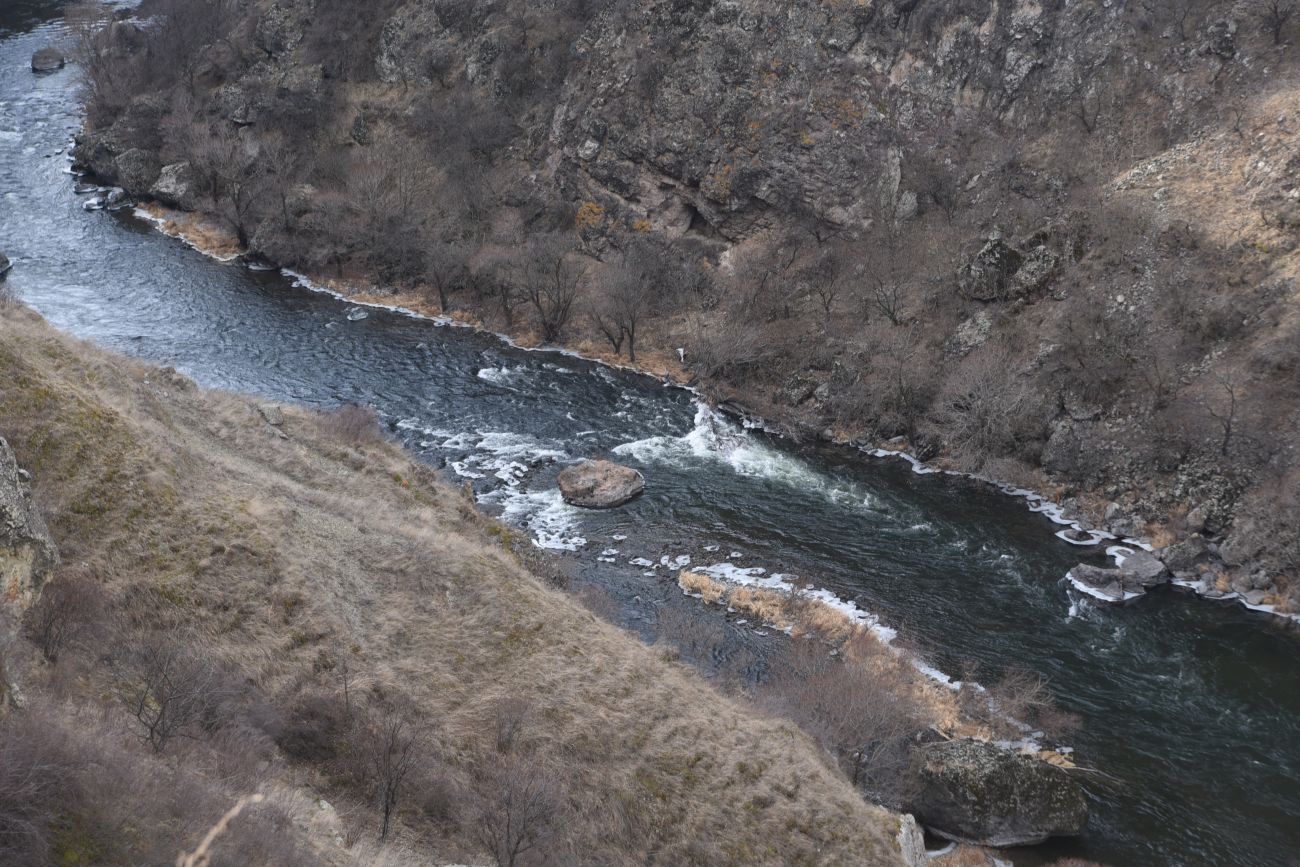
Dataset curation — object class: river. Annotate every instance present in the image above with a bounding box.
[3,7,1299,866]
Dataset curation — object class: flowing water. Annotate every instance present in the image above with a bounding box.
[3,9,1300,866]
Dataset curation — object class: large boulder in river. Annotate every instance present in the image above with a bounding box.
[1,437,59,609]
[907,739,1088,847]
[31,48,66,73]
[150,162,200,210]
[557,460,644,509]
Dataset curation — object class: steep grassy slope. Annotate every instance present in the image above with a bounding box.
[0,303,910,866]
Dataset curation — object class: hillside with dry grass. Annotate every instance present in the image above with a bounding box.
[0,302,913,866]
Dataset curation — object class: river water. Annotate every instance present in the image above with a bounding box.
[3,8,1300,866]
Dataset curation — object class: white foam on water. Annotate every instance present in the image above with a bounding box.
[615,403,882,512]
[629,557,655,568]
[493,487,587,551]
[476,366,525,387]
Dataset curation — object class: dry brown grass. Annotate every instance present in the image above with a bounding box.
[0,307,907,866]
[676,570,972,737]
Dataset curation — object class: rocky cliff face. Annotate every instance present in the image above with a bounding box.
[0,436,57,609]
[74,0,1300,608]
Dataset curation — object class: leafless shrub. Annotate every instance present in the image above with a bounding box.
[22,569,108,664]
[656,604,727,662]
[347,705,424,842]
[937,346,1036,467]
[275,688,350,762]
[523,234,586,343]
[318,403,382,446]
[470,754,565,867]
[0,712,73,865]
[761,634,924,805]
[114,633,231,753]
[492,696,532,755]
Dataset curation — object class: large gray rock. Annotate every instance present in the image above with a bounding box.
[557,460,645,509]
[1118,550,1169,588]
[908,739,1088,847]
[1068,564,1127,601]
[150,162,199,210]
[958,238,1023,301]
[114,148,161,197]
[1,437,58,609]
[31,47,65,73]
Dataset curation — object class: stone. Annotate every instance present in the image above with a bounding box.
[1068,564,1125,601]
[30,47,65,73]
[556,460,645,509]
[958,238,1024,302]
[1007,246,1061,297]
[259,404,286,427]
[0,253,10,278]
[1,437,59,609]
[1118,550,1168,588]
[907,739,1088,847]
[114,148,161,197]
[150,162,199,210]
[1161,536,1210,573]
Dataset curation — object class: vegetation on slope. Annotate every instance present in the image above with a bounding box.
[71,0,1300,608]
[0,303,909,866]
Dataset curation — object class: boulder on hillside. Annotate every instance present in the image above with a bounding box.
[958,237,1023,301]
[0,253,11,278]
[31,47,65,73]
[1,437,59,608]
[907,739,1089,847]
[150,162,199,210]
[557,460,645,509]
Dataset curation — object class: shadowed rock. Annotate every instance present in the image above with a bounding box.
[908,739,1088,847]
[1,437,59,607]
[557,459,644,508]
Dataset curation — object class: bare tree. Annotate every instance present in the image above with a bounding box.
[352,707,424,842]
[589,237,662,361]
[1256,0,1296,44]
[425,241,469,313]
[193,126,266,246]
[523,235,585,343]
[472,755,564,867]
[115,633,227,753]
[1204,373,1241,458]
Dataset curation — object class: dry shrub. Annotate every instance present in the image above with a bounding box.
[0,710,72,866]
[112,631,238,753]
[786,593,858,643]
[677,569,726,604]
[469,754,566,867]
[727,586,791,630]
[317,403,383,445]
[22,568,108,664]
[761,635,925,806]
[656,604,726,660]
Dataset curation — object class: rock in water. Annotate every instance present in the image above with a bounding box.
[30,47,65,73]
[556,460,644,509]
[1,436,59,608]
[908,739,1088,847]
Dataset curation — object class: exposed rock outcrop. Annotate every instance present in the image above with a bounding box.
[907,739,1088,847]
[557,460,645,509]
[0,253,11,278]
[150,162,200,210]
[1,437,58,608]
